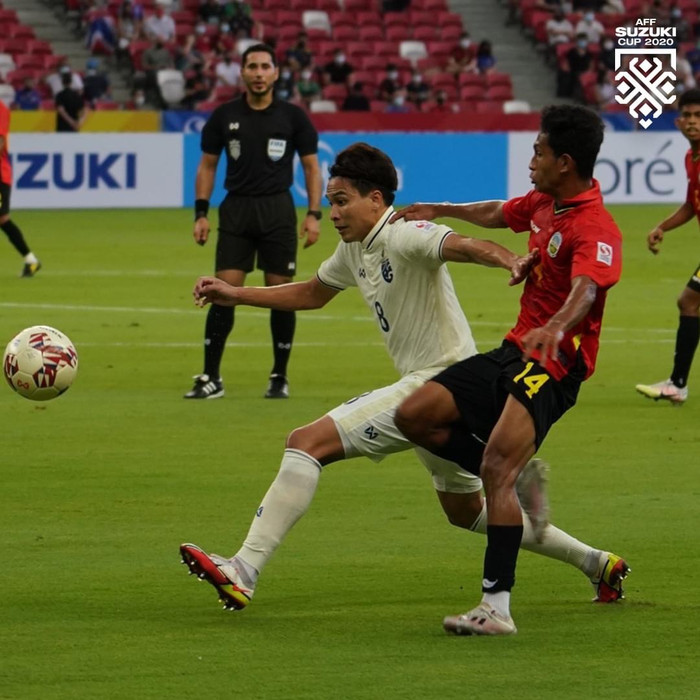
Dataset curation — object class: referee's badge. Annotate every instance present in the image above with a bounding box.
[547,231,562,257]
[267,138,286,161]
[228,139,241,160]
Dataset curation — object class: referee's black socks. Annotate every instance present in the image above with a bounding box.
[270,309,295,377]
[203,304,234,380]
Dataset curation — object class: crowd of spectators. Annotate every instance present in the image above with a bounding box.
[520,0,700,109]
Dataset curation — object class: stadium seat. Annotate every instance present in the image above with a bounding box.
[194,99,219,112]
[503,99,531,114]
[302,10,331,35]
[458,72,486,87]
[94,99,120,110]
[459,84,486,100]
[6,68,41,88]
[384,12,409,28]
[484,85,514,101]
[322,83,348,105]
[333,26,356,42]
[8,25,36,40]
[358,26,384,42]
[428,72,457,89]
[385,26,411,42]
[475,100,504,113]
[370,99,388,112]
[346,41,373,59]
[408,11,434,26]
[414,0,448,10]
[437,12,463,30]
[440,25,463,42]
[273,11,304,29]
[40,98,56,110]
[484,72,512,88]
[310,98,337,112]
[356,11,382,26]
[14,54,44,70]
[343,0,374,10]
[399,40,428,64]
[426,41,452,61]
[156,68,186,106]
[26,40,52,55]
[372,41,400,59]
[352,70,378,90]
[0,53,16,80]
[0,83,15,107]
[413,26,438,42]
[0,9,19,25]
[264,0,289,10]
[212,84,239,102]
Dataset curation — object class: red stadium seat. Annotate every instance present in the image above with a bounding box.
[458,72,486,87]
[344,0,374,10]
[328,11,354,29]
[94,100,120,110]
[459,84,486,100]
[346,41,373,59]
[484,72,512,88]
[484,85,514,101]
[352,70,379,89]
[408,11,433,26]
[8,24,36,40]
[413,26,439,42]
[13,53,45,70]
[440,25,463,41]
[437,12,463,29]
[358,26,384,42]
[373,41,400,59]
[475,100,504,113]
[385,25,411,42]
[370,99,388,112]
[26,40,53,55]
[333,26,356,42]
[383,12,409,27]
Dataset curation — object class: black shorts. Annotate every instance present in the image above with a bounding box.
[430,340,584,451]
[687,262,700,293]
[216,191,297,277]
[0,182,11,217]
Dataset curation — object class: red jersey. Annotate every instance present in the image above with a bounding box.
[502,179,622,381]
[0,101,12,184]
[684,149,700,219]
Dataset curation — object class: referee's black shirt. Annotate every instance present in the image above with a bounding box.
[200,95,319,196]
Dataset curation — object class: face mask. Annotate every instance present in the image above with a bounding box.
[577,39,587,49]
[335,54,345,64]
[584,12,594,22]
[135,95,145,107]
[393,95,405,106]
[671,9,681,18]
[301,70,312,80]
[195,25,206,35]
[87,68,96,76]
[411,75,421,84]
[220,25,230,33]
[281,70,291,80]
[388,70,398,80]
[460,39,471,49]
[603,41,613,50]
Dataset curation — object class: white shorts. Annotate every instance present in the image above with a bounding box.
[327,372,483,495]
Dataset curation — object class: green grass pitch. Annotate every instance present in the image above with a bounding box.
[1,205,699,699]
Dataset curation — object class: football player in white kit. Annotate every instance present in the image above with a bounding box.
[180,143,624,614]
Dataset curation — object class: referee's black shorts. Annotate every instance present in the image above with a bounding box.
[216,191,298,277]
[430,340,583,451]
[0,181,11,217]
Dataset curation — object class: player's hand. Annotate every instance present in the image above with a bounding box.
[193,217,210,246]
[193,276,237,307]
[301,215,320,249]
[647,226,664,255]
[509,248,539,286]
[520,324,564,366]
[389,203,438,223]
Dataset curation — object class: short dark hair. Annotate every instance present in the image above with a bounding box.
[679,89,700,109]
[540,104,604,179]
[242,43,277,68]
[329,143,398,205]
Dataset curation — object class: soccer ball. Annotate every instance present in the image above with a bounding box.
[3,326,78,401]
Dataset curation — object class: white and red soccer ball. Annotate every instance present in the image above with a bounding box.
[3,326,78,401]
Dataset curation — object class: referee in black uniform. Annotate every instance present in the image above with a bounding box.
[185,43,322,400]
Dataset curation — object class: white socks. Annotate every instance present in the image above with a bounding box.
[24,252,38,264]
[235,449,321,576]
[469,503,596,576]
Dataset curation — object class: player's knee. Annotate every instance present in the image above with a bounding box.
[677,294,700,316]
[286,426,312,452]
[394,400,423,443]
[480,453,519,493]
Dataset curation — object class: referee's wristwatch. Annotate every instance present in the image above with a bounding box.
[306,210,322,220]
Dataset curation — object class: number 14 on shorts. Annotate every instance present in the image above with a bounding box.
[513,362,550,399]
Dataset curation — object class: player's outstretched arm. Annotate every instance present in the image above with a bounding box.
[390,200,507,228]
[193,275,338,311]
[647,201,695,254]
[521,274,597,365]
[441,233,538,284]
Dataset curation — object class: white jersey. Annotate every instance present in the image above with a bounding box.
[317,207,477,377]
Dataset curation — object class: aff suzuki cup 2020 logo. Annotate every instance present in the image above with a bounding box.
[614,18,676,130]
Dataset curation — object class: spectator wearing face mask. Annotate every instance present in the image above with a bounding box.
[14,78,42,111]
[385,88,411,113]
[446,33,477,75]
[406,71,430,106]
[296,67,321,108]
[199,0,224,25]
[215,52,241,87]
[598,36,615,72]
[125,88,149,109]
[182,63,212,109]
[546,9,574,48]
[323,49,354,86]
[575,11,604,43]
[668,4,692,42]
[378,63,403,102]
[342,82,370,111]
[476,40,496,75]
[557,33,593,99]
[286,32,314,73]
[428,88,458,114]
[275,62,296,101]
[83,58,111,107]
[224,0,254,38]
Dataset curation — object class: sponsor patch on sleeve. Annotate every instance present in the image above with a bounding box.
[596,241,613,266]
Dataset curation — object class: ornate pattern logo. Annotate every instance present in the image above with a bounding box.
[614,19,677,130]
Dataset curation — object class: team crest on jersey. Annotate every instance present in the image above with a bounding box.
[547,231,562,257]
[381,258,393,282]
[267,138,286,161]
[228,139,241,160]
[596,241,613,266]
